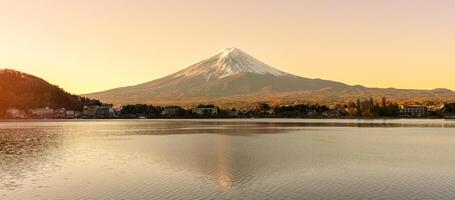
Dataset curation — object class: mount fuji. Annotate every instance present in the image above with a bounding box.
[84,48,455,106]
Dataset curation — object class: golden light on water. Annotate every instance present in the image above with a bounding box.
[215,136,234,189]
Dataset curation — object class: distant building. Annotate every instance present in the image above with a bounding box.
[30,107,54,118]
[65,110,80,119]
[113,106,122,117]
[6,108,26,118]
[54,108,66,119]
[83,105,99,118]
[403,105,428,117]
[96,104,115,118]
[427,105,444,112]
[192,105,218,115]
[161,106,182,115]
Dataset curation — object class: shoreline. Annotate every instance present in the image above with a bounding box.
[1,117,454,122]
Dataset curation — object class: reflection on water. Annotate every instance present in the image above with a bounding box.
[215,136,233,189]
[1,119,455,200]
[0,128,64,191]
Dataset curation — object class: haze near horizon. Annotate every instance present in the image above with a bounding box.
[1,0,454,94]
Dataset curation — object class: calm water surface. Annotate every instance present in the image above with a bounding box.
[1,119,455,200]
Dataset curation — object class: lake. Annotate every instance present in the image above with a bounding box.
[1,119,455,200]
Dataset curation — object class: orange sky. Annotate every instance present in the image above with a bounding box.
[1,0,454,94]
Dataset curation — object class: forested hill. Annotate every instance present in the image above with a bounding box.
[0,69,101,112]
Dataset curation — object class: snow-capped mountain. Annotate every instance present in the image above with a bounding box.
[171,48,293,80]
[84,48,455,105]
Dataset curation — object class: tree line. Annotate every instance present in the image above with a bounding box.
[118,99,455,119]
[0,69,101,117]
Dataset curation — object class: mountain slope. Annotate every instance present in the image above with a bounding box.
[0,69,100,113]
[84,48,455,105]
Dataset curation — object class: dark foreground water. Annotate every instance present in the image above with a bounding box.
[1,119,455,200]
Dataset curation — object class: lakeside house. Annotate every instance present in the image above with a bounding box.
[161,106,182,116]
[6,108,26,118]
[29,107,54,118]
[192,105,218,115]
[55,108,66,118]
[3,104,113,119]
[96,104,115,118]
[5,107,77,119]
[83,104,115,118]
[29,107,80,119]
[83,105,98,118]
[402,105,428,117]
[65,110,81,119]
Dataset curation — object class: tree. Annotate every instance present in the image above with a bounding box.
[445,103,455,114]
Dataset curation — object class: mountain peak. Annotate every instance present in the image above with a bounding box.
[218,47,240,53]
[209,47,246,60]
[172,48,293,80]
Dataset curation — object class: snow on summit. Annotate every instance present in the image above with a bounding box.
[172,48,293,80]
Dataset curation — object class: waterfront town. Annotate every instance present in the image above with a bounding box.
[2,97,455,119]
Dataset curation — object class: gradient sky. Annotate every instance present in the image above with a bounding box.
[1,0,454,94]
